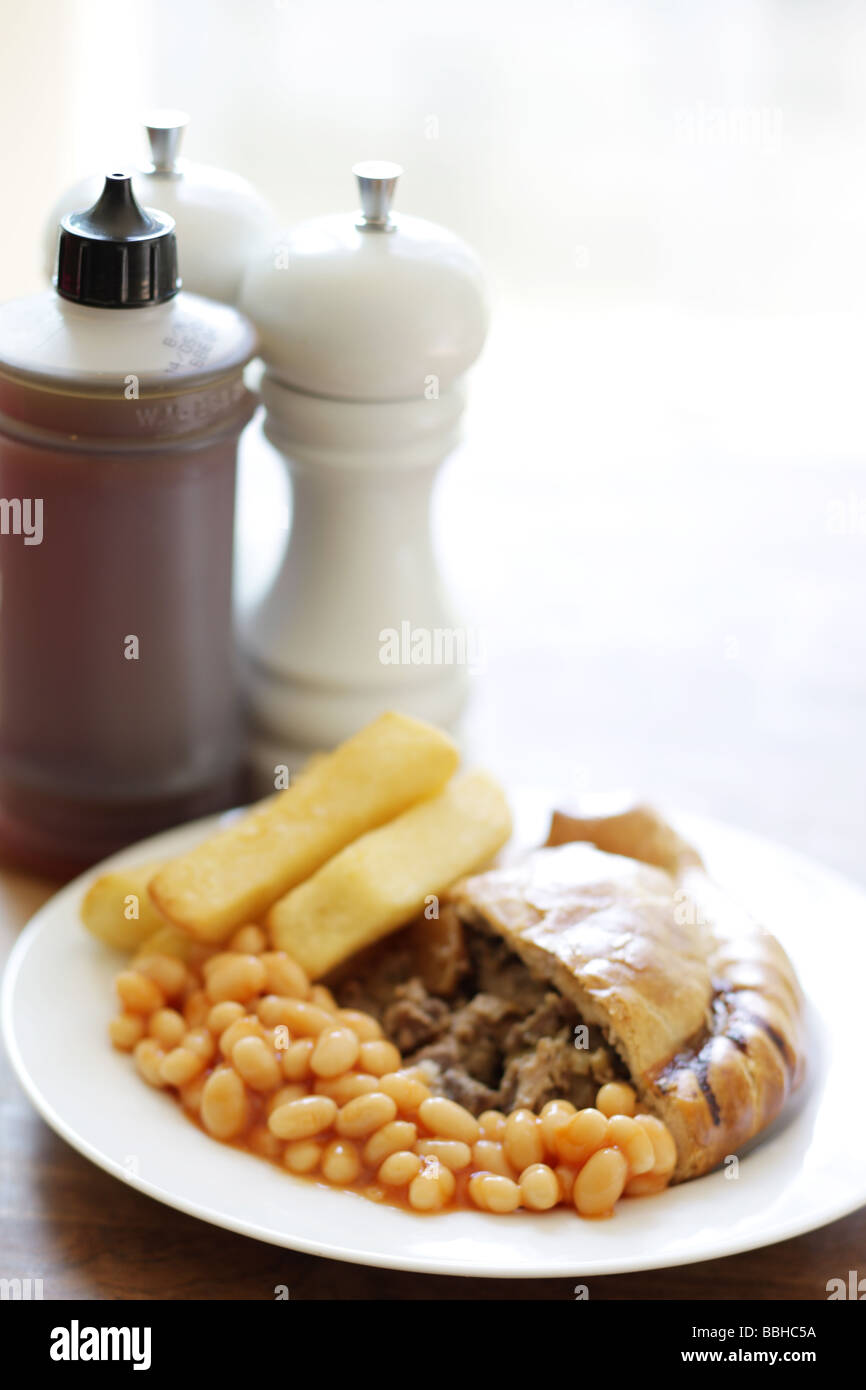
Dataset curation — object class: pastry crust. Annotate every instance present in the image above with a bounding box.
[453,803,805,1180]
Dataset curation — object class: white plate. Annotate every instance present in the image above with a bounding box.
[3,795,865,1279]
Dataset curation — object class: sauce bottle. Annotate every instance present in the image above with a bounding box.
[0,174,257,875]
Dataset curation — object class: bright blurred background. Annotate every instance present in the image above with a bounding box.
[2,0,864,874]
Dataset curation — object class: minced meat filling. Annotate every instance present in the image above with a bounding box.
[334,911,627,1115]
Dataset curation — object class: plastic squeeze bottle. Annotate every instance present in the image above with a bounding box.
[240,162,488,776]
[0,174,257,875]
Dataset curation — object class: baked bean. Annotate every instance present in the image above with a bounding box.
[539,1099,576,1155]
[200,955,236,990]
[635,1114,677,1177]
[257,995,293,1029]
[408,1157,455,1210]
[554,1107,608,1165]
[335,1092,398,1139]
[606,1114,655,1176]
[207,1000,245,1036]
[478,1109,507,1140]
[540,1098,576,1119]
[573,1147,628,1217]
[218,1015,264,1058]
[362,1120,418,1167]
[378,1072,431,1114]
[183,989,211,1028]
[116,970,164,1015]
[313,1073,380,1104]
[401,1065,436,1086]
[437,1162,457,1199]
[229,924,267,954]
[281,1038,315,1080]
[133,953,188,998]
[133,1038,166,1087]
[596,1081,637,1118]
[468,1172,521,1214]
[160,1045,205,1087]
[471,1140,516,1180]
[625,1171,670,1197]
[358,1039,402,1077]
[205,953,267,1004]
[179,1074,206,1112]
[284,1139,324,1174]
[259,997,333,1036]
[418,1096,480,1145]
[554,1165,578,1202]
[519,1163,560,1211]
[260,952,311,1000]
[183,1027,216,1063]
[232,1034,281,1091]
[320,1139,361,1184]
[109,1013,145,1051]
[310,1026,360,1078]
[379,1150,423,1186]
[310,984,338,1012]
[364,1184,386,1203]
[414,1138,472,1172]
[148,1008,187,1049]
[504,1109,545,1173]
[336,1009,383,1041]
[202,952,234,976]
[266,1084,308,1114]
[201,1067,249,1140]
[248,1123,283,1160]
[268,1094,337,1141]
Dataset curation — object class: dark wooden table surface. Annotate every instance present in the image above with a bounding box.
[2,309,865,1300]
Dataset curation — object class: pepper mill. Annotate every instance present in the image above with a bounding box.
[43,110,275,304]
[240,162,488,773]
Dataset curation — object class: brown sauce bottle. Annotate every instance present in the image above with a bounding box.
[0,175,257,876]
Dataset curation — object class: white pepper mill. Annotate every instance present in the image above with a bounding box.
[240,162,488,772]
[44,110,275,304]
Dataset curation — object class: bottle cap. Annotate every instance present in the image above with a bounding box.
[55,173,179,308]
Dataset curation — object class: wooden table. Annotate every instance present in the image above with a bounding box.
[2,305,864,1299]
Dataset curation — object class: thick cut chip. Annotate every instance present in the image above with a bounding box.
[80,863,168,950]
[148,712,459,942]
[267,769,512,977]
[137,924,206,962]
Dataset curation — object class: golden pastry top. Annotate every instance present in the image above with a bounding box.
[454,804,806,1180]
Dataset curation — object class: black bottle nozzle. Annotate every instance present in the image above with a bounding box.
[55,173,180,308]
